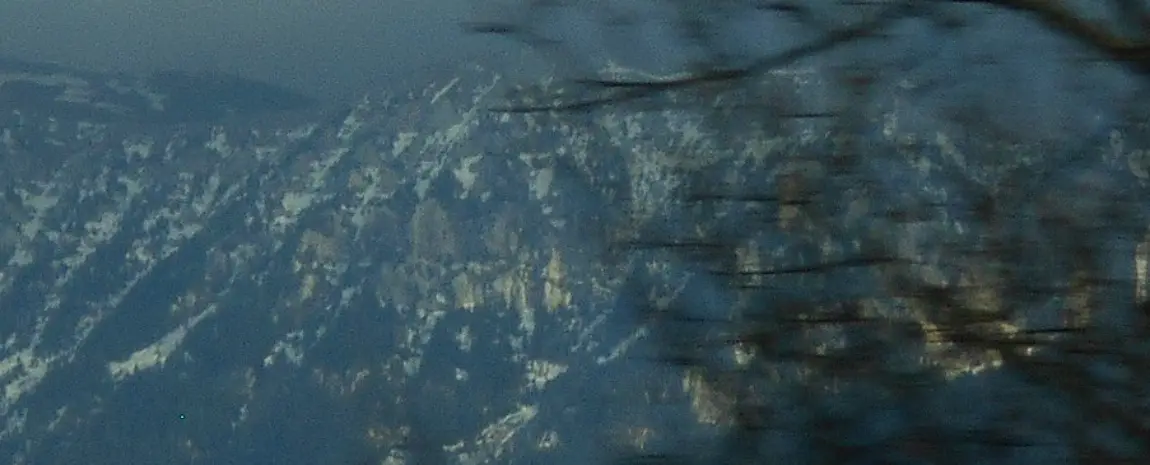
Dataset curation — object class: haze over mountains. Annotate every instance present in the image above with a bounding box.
[0,0,546,102]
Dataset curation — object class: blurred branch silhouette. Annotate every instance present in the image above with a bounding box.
[469,0,1150,463]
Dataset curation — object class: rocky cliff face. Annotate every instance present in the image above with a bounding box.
[0,59,721,465]
[1,57,1149,464]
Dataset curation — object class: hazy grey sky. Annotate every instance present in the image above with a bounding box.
[0,0,539,101]
[0,0,1141,134]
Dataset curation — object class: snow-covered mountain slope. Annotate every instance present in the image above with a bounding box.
[0,57,1149,464]
[0,60,713,465]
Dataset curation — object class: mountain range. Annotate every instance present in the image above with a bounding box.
[1,56,1149,464]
